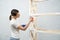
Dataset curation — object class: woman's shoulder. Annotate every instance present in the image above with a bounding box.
[10,19,15,24]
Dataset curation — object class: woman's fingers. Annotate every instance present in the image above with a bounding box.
[30,16,34,22]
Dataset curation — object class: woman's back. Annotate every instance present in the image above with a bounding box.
[10,18,20,39]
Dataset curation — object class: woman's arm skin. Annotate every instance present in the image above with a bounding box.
[17,17,33,31]
[17,21,31,31]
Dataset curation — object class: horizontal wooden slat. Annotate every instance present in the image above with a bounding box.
[33,0,48,2]
[35,29,60,34]
[30,13,60,17]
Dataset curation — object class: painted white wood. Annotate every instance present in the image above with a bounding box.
[30,13,60,17]
[29,0,60,40]
[35,29,60,34]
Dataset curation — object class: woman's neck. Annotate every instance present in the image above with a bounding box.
[12,16,17,20]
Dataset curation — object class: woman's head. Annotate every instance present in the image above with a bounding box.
[9,9,20,20]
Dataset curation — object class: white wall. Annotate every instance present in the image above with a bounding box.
[36,0,60,40]
[0,0,60,40]
[0,0,30,40]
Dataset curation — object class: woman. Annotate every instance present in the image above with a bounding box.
[9,9,33,40]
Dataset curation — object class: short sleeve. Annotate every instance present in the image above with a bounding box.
[12,20,20,28]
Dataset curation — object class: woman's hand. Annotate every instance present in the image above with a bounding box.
[29,16,34,22]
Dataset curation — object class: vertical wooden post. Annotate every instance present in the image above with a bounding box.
[29,0,46,40]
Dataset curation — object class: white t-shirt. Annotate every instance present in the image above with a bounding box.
[9,18,20,38]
